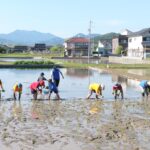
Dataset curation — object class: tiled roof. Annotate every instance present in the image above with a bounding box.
[66,37,89,43]
[129,28,150,37]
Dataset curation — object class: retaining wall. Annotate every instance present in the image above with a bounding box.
[109,56,150,64]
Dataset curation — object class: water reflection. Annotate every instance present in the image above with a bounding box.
[12,101,23,121]
[66,68,92,78]
[128,69,150,76]
[0,68,141,100]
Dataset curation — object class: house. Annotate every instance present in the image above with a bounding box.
[13,45,29,52]
[128,28,150,59]
[96,40,112,56]
[112,29,132,54]
[32,43,47,51]
[64,37,90,57]
[112,35,128,54]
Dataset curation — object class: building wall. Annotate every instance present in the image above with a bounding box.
[128,36,143,50]
[128,36,143,57]
[112,38,119,53]
[64,41,89,57]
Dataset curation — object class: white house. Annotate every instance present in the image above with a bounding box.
[128,28,150,59]
[96,40,112,56]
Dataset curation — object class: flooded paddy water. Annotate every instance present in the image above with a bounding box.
[0,68,150,150]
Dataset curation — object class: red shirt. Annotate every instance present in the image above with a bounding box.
[30,82,40,90]
[113,84,122,90]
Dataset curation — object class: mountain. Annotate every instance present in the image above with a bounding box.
[94,32,119,43]
[73,33,101,38]
[0,30,64,46]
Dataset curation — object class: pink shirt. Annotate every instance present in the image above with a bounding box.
[30,82,40,90]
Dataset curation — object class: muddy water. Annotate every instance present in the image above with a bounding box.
[0,68,141,100]
[0,99,150,149]
[128,69,150,76]
[0,68,150,149]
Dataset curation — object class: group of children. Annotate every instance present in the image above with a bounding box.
[87,80,150,100]
[0,67,150,100]
[87,82,124,100]
[0,66,64,100]
[30,66,64,100]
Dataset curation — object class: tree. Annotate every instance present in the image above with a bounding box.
[0,47,6,53]
[50,45,64,53]
[115,45,123,55]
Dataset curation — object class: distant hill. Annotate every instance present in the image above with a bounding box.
[72,32,119,43]
[73,33,101,38]
[0,30,64,46]
[94,32,119,43]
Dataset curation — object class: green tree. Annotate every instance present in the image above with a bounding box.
[0,47,6,53]
[50,45,64,53]
[115,45,123,55]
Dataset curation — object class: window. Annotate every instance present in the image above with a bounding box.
[147,37,150,41]
[129,39,132,42]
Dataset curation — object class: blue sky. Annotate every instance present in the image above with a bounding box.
[0,0,150,38]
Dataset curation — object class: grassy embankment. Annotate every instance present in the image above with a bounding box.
[0,52,63,58]
[0,53,150,69]
[0,59,150,69]
[61,61,150,69]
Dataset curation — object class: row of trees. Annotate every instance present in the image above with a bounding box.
[49,45,64,53]
[0,45,64,54]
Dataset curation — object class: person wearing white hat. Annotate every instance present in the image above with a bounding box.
[139,80,150,97]
[87,83,105,99]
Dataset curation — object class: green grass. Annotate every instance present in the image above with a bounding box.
[0,52,64,58]
[13,60,55,65]
[0,61,13,65]
[105,64,150,69]
[58,61,150,69]
[0,55,150,69]
[0,53,34,58]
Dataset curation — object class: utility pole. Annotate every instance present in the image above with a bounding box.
[88,20,92,64]
[88,20,92,86]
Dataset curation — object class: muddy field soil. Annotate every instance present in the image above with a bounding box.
[0,98,150,150]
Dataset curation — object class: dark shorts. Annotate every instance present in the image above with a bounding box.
[31,89,37,94]
[54,79,60,87]
[50,89,58,94]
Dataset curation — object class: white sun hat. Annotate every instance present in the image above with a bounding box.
[101,84,105,90]
[147,81,150,86]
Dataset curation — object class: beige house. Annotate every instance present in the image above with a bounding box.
[64,37,90,57]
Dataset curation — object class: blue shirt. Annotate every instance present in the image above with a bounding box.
[52,68,61,80]
[140,80,148,88]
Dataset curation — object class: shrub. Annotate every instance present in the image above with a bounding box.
[14,60,54,65]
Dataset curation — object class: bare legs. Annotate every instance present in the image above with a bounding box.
[14,92,22,100]
[87,90,93,99]
[49,92,60,100]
